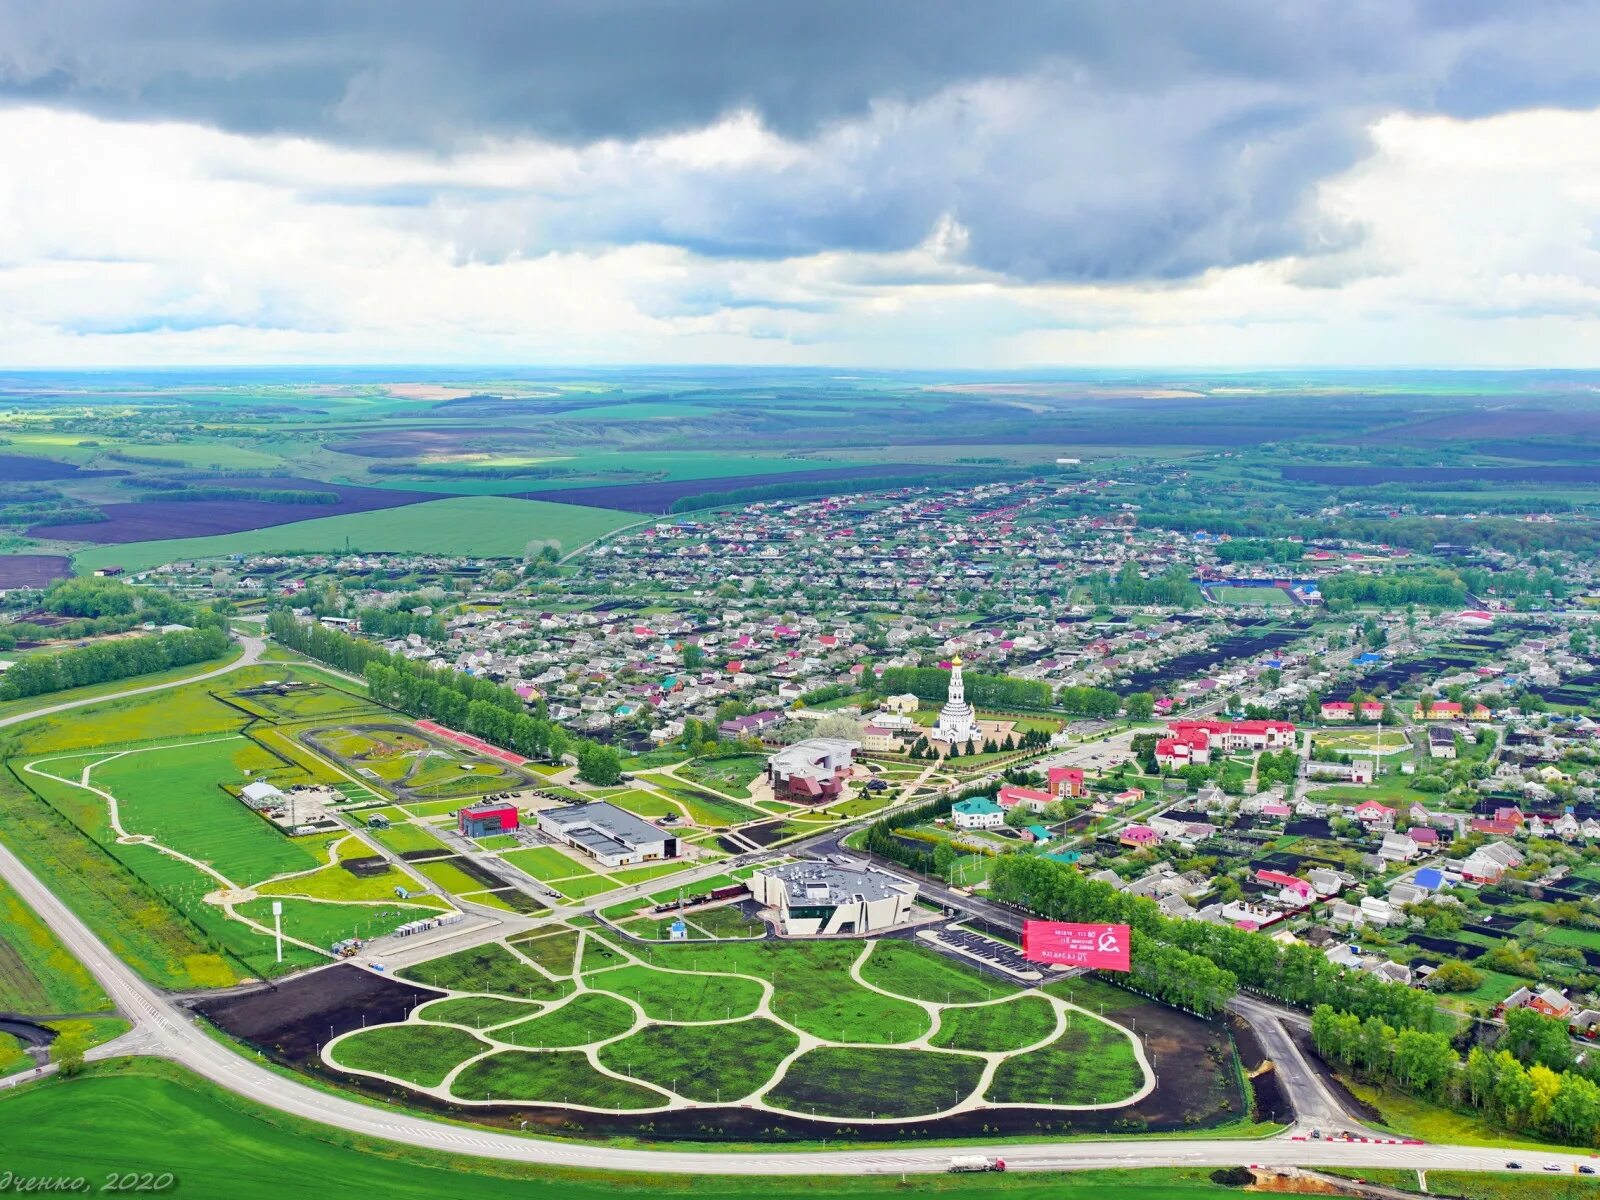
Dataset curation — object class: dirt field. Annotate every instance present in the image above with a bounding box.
[190,963,439,1062]
[0,555,72,587]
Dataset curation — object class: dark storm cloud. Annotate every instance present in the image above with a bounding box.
[3,0,1598,283]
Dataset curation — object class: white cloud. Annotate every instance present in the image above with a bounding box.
[0,102,1596,366]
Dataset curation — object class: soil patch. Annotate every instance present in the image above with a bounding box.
[340,856,392,878]
[190,963,438,1061]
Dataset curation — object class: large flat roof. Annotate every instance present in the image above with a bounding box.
[540,800,665,850]
[758,860,913,906]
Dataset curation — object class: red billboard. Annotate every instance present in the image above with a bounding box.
[1022,921,1132,972]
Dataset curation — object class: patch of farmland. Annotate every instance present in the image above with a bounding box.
[0,555,72,587]
[30,477,444,543]
[0,454,121,481]
[511,463,962,514]
[1284,463,1600,485]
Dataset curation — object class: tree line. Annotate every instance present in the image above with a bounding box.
[665,467,1031,514]
[0,625,230,701]
[1319,570,1469,609]
[987,855,1436,1030]
[1313,1005,1600,1146]
[1085,562,1202,607]
[0,578,225,650]
[878,665,1053,710]
[267,610,623,786]
[135,486,338,505]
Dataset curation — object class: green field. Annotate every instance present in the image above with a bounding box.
[0,1062,1355,1200]
[415,995,544,1029]
[451,1049,665,1108]
[502,845,597,881]
[497,993,637,1047]
[331,1023,490,1088]
[767,1047,985,1118]
[675,755,766,799]
[400,943,574,1001]
[858,940,1018,1005]
[585,962,764,1022]
[509,928,580,975]
[930,995,1058,1053]
[984,1018,1143,1106]
[618,936,930,1044]
[40,736,327,883]
[71,496,638,574]
[597,1018,798,1103]
[635,773,765,826]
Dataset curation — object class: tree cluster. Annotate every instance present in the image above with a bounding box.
[0,625,230,701]
[1313,1005,1600,1145]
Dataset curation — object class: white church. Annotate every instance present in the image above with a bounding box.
[933,655,978,746]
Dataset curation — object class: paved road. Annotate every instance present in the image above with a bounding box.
[2,646,1596,1176]
[1229,994,1363,1133]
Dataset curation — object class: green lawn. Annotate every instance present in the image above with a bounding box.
[415,995,544,1029]
[0,644,242,725]
[598,1018,798,1103]
[503,845,597,881]
[549,873,623,900]
[675,755,766,799]
[331,1023,490,1087]
[931,995,1058,1053]
[0,873,113,1015]
[625,937,931,1044]
[399,943,573,1002]
[984,1017,1143,1106]
[495,993,637,1048]
[368,822,450,856]
[232,896,436,948]
[857,940,1018,1005]
[256,853,411,903]
[636,774,765,826]
[0,771,243,990]
[509,928,581,975]
[413,857,495,897]
[585,962,763,1022]
[766,1047,985,1118]
[71,497,638,575]
[77,737,326,883]
[451,1049,665,1108]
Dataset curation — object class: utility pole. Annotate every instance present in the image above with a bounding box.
[272,899,284,964]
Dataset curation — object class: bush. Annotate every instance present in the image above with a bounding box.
[1210,1168,1254,1187]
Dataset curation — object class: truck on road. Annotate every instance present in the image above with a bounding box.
[948,1156,1005,1173]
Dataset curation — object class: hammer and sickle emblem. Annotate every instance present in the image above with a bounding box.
[1097,930,1120,953]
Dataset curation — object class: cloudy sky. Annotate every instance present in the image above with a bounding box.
[2,0,1599,368]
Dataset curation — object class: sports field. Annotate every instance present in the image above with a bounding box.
[329,924,1147,1119]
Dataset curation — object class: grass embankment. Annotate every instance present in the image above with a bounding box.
[0,873,113,1014]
